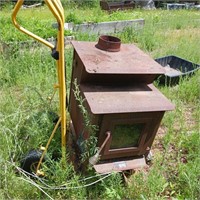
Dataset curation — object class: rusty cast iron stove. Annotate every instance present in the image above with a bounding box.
[69,36,174,173]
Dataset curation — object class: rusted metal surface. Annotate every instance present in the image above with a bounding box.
[97,112,164,160]
[96,35,121,52]
[94,157,146,174]
[71,41,164,76]
[100,1,135,11]
[80,83,174,114]
[69,38,174,171]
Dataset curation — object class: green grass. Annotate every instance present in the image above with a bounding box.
[0,4,200,200]
[0,5,57,42]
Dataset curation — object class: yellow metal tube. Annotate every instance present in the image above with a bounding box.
[52,0,64,23]
[36,117,62,174]
[44,0,62,23]
[12,0,67,170]
[55,0,64,15]
[12,0,54,49]
[45,0,67,157]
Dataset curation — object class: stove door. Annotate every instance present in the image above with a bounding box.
[98,112,164,160]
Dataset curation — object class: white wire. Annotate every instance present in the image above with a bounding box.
[20,178,54,200]
[39,173,112,190]
[9,162,114,190]
[28,169,112,190]
[13,163,54,200]
[4,161,53,199]
[19,173,113,190]
[16,165,110,186]
[32,171,111,188]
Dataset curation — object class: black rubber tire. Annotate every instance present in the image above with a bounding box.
[20,150,44,174]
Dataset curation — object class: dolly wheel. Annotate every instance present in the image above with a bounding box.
[21,150,45,175]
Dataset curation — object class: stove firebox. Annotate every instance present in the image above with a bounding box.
[69,36,174,173]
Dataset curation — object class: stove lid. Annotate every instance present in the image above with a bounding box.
[80,83,175,114]
[72,41,165,75]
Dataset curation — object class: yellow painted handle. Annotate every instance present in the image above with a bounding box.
[45,0,64,28]
[12,0,54,49]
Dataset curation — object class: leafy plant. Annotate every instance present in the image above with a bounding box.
[65,12,82,24]
[73,79,99,162]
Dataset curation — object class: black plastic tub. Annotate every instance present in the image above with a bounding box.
[155,55,200,85]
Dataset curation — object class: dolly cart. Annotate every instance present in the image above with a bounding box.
[12,1,174,175]
[12,0,67,176]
